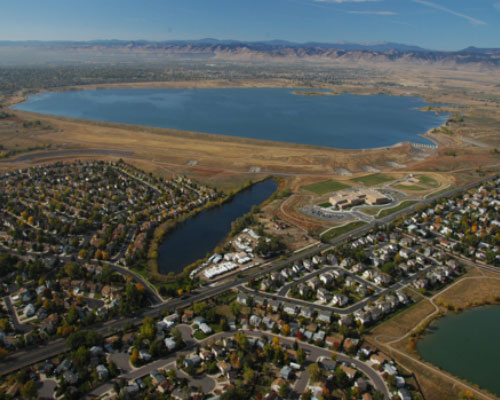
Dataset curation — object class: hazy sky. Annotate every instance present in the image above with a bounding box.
[1,0,499,50]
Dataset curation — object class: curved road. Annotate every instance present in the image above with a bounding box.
[0,175,495,379]
[87,326,389,399]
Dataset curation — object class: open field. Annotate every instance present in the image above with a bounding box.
[435,275,500,309]
[393,184,426,191]
[417,174,440,188]
[301,179,351,195]
[369,298,435,343]
[350,173,394,186]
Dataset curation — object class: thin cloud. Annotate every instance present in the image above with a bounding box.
[413,0,486,25]
[495,2,500,12]
[348,10,396,15]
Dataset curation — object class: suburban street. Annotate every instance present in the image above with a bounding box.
[0,175,495,381]
[86,326,390,400]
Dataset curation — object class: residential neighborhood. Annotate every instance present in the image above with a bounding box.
[0,161,497,400]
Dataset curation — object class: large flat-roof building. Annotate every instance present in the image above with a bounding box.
[329,189,390,210]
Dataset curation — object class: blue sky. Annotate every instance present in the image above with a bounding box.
[1,0,499,50]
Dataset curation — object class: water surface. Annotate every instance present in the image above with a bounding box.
[418,306,500,396]
[158,179,278,275]
[14,88,447,149]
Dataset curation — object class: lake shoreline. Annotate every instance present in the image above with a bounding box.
[416,303,500,398]
[11,88,446,151]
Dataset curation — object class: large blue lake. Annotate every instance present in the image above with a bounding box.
[14,88,447,149]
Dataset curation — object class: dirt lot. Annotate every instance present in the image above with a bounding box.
[257,198,318,251]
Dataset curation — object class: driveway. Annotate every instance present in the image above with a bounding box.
[38,377,57,399]
[109,351,132,373]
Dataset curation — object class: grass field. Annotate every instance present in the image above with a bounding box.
[318,202,332,208]
[417,174,440,188]
[351,173,394,186]
[321,220,367,241]
[302,179,350,195]
[394,184,426,191]
[376,200,418,218]
[361,207,381,216]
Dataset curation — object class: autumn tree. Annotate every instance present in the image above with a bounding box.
[20,380,37,400]
[130,348,139,366]
[308,363,321,382]
[243,366,255,384]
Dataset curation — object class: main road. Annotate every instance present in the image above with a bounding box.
[0,175,495,377]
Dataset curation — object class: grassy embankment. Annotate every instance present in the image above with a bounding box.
[376,200,418,218]
[320,221,367,241]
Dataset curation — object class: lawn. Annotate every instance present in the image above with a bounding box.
[417,175,440,188]
[350,173,394,187]
[321,221,367,241]
[394,184,426,191]
[376,200,418,219]
[318,202,332,208]
[301,180,350,195]
[360,207,381,216]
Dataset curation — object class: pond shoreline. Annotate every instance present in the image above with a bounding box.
[416,304,500,397]
[150,178,279,281]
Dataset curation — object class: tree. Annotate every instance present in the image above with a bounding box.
[20,380,37,400]
[278,382,290,398]
[308,363,321,382]
[172,327,183,346]
[66,306,79,325]
[101,264,113,283]
[235,331,248,350]
[193,302,208,316]
[168,368,177,382]
[221,385,250,400]
[78,249,88,259]
[130,348,139,366]
[243,366,255,384]
[297,347,306,364]
[372,390,385,400]
[230,301,241,317]
[64,262,79,278]
[108,360,118,377]
[301,389,312,400]
[73,346,90,367]
[281,324,291,336]
[334,367,349,388]
[139,317,156,341]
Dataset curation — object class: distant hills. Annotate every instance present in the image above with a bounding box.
[0,39,498,68]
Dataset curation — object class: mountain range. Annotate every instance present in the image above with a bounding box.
[0,39,498,67]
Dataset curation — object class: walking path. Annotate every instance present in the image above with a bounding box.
[373,268,500,400]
